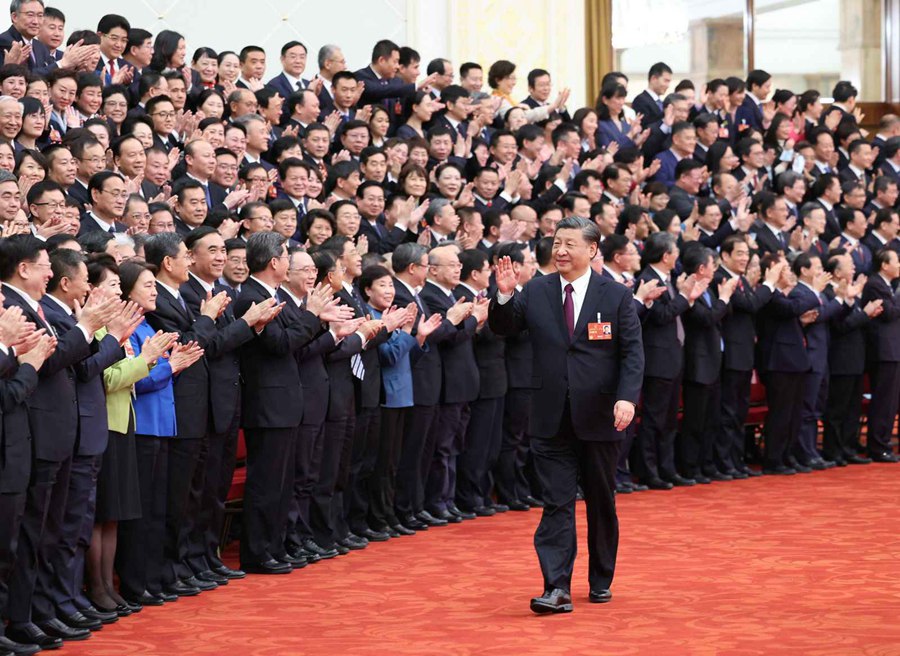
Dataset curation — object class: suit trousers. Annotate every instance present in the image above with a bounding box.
[495,389,534,504]
[761,372,805,468]
[239,427,295,566]
[47,453,102,616]
[188,409,240,573]
[369,407,407,530]
[678,380,718,478]
[345,406,381,535]
[531,405,619,593]
[866,362,900,455]
[615,423,638,485]
[286,421,322,548]
[718,369,752,471]
[162,437,203,585]
[331,409,360,542]
[636,374,681,481]
[424,402,465,514]
[456,397,504,510]
[794,371,827,463]
[0,492,26,637]
[310,416,353,548]
[822,374,864,460]
[10,456,71,624]
[117,436,168,597]
[394,404,438,518]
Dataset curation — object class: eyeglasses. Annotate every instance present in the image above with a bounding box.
[33,201,65,210]
[152,111,177,119]
[77,156,106,165]
[101,189,129,199]
[432,262,463,269]
[217,164,238,172]
[227,257,247,266]
[104,101,128,109]
[102,34,128,45]
[130,212,152,220]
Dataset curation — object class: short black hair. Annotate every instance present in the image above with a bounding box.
[648,62,672,80]
[97,13,130,34]
[0,234,48,281]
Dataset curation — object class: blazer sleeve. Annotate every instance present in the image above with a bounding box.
[376,331,418,367]
[615,289,645,404]
[103,356,152,394]
[0,363,38,412]
[488,289,528,337]
[76,334,125,383]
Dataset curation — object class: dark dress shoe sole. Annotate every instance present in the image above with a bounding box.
[212,566,247,579]
[241,564,292,575]
[530,599,573,614]
[589,590,613,603]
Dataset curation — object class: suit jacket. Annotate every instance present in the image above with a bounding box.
[631,91,663,129]
[3,285,91,461]
[683,288,728,385]
[392,279,441,406]
[180,277,256,434]
[878,161,900,185]
[144,283,217,439]
[734,95,763,133]
[862,274,900,363]
[0,353,38,493]
[455,285,506,400]
[338,285,387,410]
[489,271,643,441]
[77,212,128,236]
[355,66,415,106]
[598,268,648,321]
[266,72,308,100]
[235,278,320,428]
[714,268,772,371]
[153,132,180,153]
[755,289,819,374]
[838,166,871,191]
[67,179,90,208]
[752,223,789,256]
[667,184,697,221]
[636,268,689,379]
[838,236,873,275]
[42,298,124,456]
[824,287,870,376]
[812,200,841,243]
[372,307,426,408]
[650,149,680,188]
[322,288,364,420]
[96,56,130,85]
[788,282,847,374]
[356,217,405,256]
[419,281,479,404]
[0,25,57,76]
[862,232,900,257]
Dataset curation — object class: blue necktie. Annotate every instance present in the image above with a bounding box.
[203,184,212,208]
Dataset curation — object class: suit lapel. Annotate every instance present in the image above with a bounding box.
[573,273,607,341]
[544,275,569,342]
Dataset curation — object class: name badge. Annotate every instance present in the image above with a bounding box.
[588,322,612,341]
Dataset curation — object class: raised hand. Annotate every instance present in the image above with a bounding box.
[415,312,443,343]
[168,340,204,373]
[494,256,518,295]
[446,298,473,325]
[107,301,144,344]
[240,297,277,328]
[333,316,366,339]
[864,299,884,317]
[17,334,55,371]
[380,306,410,332]
[200,290,231,319]
[358,318,385,340]
[140,330,178,365]
[812,271,833,293]
[799,309,819,326]
[0,306,29,347]
[717,275,740,304]
[471,296,489,325]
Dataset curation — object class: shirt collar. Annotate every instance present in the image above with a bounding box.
[395,276,419,297]
[89,212,114,232]
[602,264,624,283]
[649,264,670,283]
[157,279,181,300]
[428,279,454,297]
[819,198,834,211]
[280,285,303,306]
[841,232,859,246]
[189,271,214,293]
[561,267,592,297]
[250,275,278,297]
[458,281,480,297]
[45,293,73,314]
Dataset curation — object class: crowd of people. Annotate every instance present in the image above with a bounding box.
[0,0,897,648]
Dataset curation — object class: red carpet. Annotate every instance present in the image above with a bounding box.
[63,466,900,655]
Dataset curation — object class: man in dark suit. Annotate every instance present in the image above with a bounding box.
[635,233,704,489]
[836,207,873,275]
[666,159,705,221]
[145,95,180,153]
[678,244,736,483]
[821,80,859,129]
[863,208,900,256]
[0,235,118,650]
[734,69,771,133]
[266,40,310,99]
[0,0,70,76]
[180,228,279,583]
[489,216,644,613]
[419,245,481,522]
[861,250,900,462]
[355,181,405,255]
[78,171,130,236]
[751,192,791,256]
[755,256,821,474]
[95,14,131,86]
[809,173,843,243]
[631,62,671,128]
[40,250,133,632]
[234,233,348,573]
[0,289,53,656]
[715,236,776,477]
[173,140,230,211]
[142,233,225,596]
[822,252,879,465]
[355,39,435,122]
[649,122,696,189]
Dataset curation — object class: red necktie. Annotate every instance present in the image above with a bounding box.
[486,200,492,207]
[563,283,574,339]
[108,60,116,79]
[36,304,48,328]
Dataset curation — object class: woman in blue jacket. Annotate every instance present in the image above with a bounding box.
[358,265,441,537]
[115,260,203,605]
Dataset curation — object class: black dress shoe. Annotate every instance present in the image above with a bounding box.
[631,482,649,491]
[124,591,163,607]
[491,503,509,513]
[416,510,448,526]
[6,623,64,651]
[163,580,201,596]
[182,575,217,591]
[384,526,401,538]
[707,471,733,481]
[400,515,428,531]
[741,466,763,477]
[124,599,143,613]
[277,552,307,568]
[615,483,633,494]
[447,504,476,520]
[58,611,101,631]
[0,635,42,655]
[155,591,178,602]
[762,465,796,475]
[724,469,749,480]
[333,543,350,555]
[530,588,573,614]
[507,499,531,510]
[846,454,872,465]
[358,528,390,542]
[337,535,368,550]
[196,570,229,585]
[667,474,696,487]
[870,451,899,463]
[304,539,339,559]
[114,604,133,617]
[390,523,416,536]
[692,475,711,484]
[34,618,90,641]
[588,588,613,603]
[645,477,673,490]
[80,605,120,623]
[523,495,544,508]
[808,459,827,471]
[832,457,847,467]
[473,505,496,516]
[212,564,247,579]
[241,559,292,575]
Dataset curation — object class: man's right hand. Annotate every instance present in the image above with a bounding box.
[494,256,517,295]
[17,334,55,371]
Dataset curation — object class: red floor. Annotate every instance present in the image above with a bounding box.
[63,465,900,656]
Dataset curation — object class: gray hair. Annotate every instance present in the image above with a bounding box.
[392,242,428,274]
[424,198,451,226]
[143,232,184,268]
[10,0,43,14]
[0,96,22,114]
[317,44,340,70]
[234,113,266,129]
[0,169,17,185]
[554,216,601,247]
[246,231,285,274]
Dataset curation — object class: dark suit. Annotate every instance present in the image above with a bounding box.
[41,298,123,617]
[489,270,643,594]
[77,212,128,236]
[631,90,663,129]
[419,281,478,515]
[180,277,256,574]
[714,269,772,471]
[0,26,58,76]
[752,223,790,256]
[734,95,763,133]
[861,274,900,456]
[838,236,873,275]
[2,285,90,627]
[355,66,414,132]
[356,216,406,255]
[634,268,689,482]
[266,72,308,100]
